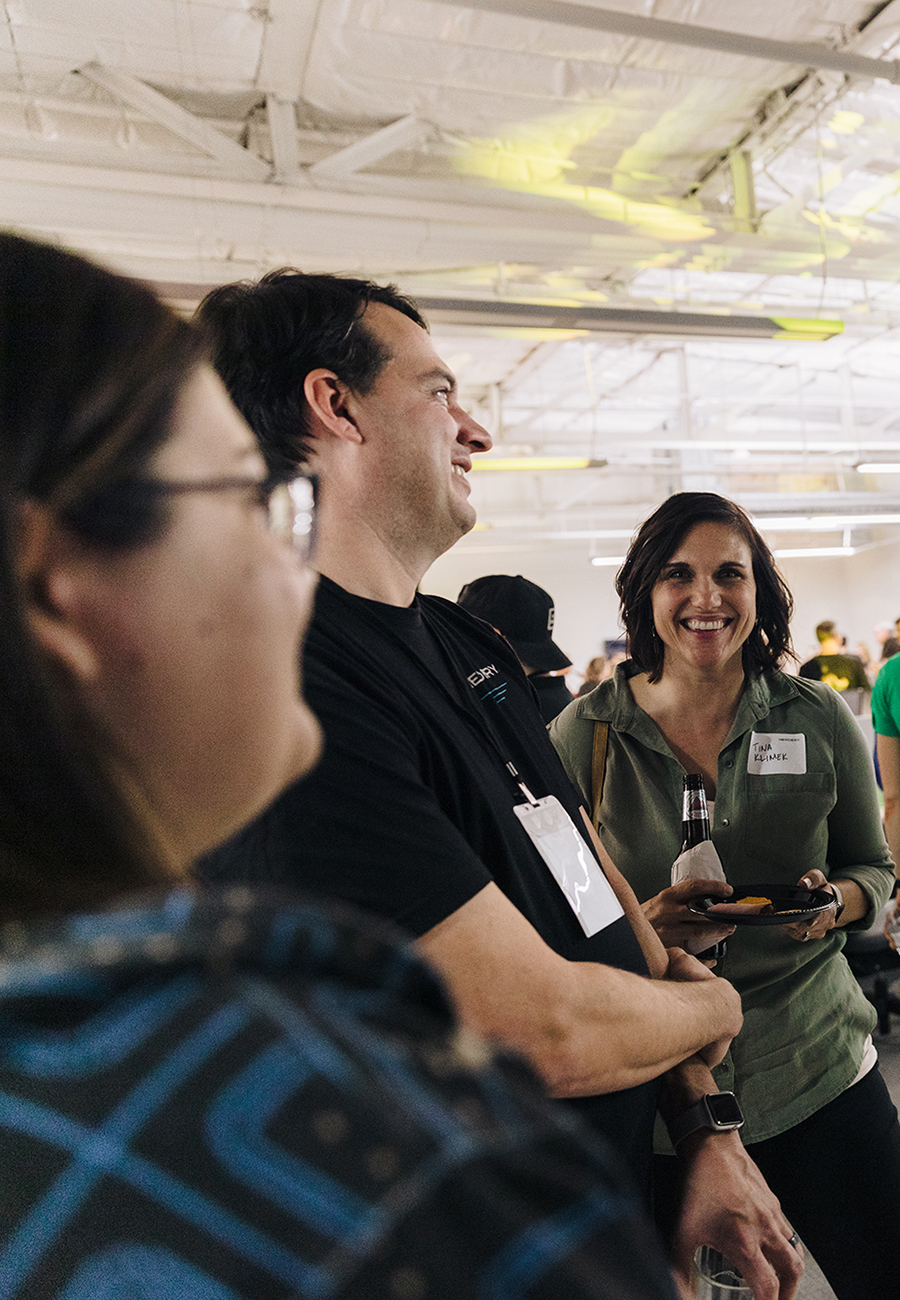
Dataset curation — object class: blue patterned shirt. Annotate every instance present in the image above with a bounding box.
[0,887,677,1299]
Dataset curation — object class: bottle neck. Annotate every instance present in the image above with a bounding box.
[682,780,711,847]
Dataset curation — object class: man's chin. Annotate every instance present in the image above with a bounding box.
[454,505,478,541]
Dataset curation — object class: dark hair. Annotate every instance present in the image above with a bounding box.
[615,492,793,684]
[195,270,427,475]
[0,232,207,920]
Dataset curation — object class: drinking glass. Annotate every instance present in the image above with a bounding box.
[692,1246,754,1299]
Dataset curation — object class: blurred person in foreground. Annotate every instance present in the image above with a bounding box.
[550,491,900,1300]
[197,270,802,1300]
[0,233,684,1300]
[457,573,574,722]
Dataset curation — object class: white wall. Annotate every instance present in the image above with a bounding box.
[423,534,900,688]
[780,541,900,668]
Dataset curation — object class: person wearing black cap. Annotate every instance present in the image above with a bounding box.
[458,574,574,723]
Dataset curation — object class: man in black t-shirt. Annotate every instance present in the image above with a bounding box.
[798,620,870,693]
[197,272,802,1299]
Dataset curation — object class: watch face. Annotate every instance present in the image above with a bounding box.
[708,1092,744,1126]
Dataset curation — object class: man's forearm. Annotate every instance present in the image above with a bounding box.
[542,959,742,1098]
[417,882,741,1102]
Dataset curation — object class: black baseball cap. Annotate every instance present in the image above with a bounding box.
[457,574,571,674]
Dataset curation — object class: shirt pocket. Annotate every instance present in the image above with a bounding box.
[738,771,835,874]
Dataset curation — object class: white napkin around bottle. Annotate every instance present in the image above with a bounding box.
[671,839,726,886]
[671,840,728,955]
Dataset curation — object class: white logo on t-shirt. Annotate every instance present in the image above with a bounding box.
[468,664,499,688]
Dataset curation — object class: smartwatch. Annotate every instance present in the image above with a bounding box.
[826,881,845,922]
[668,1092,744,1148]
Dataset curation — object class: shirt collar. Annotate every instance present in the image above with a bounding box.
[574,659,798,754]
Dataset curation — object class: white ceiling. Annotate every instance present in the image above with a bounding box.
[6,0,900,563]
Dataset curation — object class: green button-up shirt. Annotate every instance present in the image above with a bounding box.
[550,663,893,1144]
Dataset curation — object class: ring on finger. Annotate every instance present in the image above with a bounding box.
[788,1231,800,1250]
[801,930,810,941]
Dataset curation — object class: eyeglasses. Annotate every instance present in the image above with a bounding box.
[118,471,318,559]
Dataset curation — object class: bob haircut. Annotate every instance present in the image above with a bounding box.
[0,232,207,920]
[195,270,426,476]
[616,491,793,684]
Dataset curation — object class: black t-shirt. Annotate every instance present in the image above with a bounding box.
[530,672,575,723]
[202,578,658,1182]
[798,652,869,691]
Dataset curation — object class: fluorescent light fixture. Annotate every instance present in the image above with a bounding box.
[591,555,627,566]
[770,317,844,341]
[471,456,607,472]
[856,463,900,473]
[418,297,843,341]
[755,513,900,531]
[773,546,856,558]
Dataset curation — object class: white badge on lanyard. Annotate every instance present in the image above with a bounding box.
[513,795,625,937]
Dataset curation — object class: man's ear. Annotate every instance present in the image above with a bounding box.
[303,369,364,444]
[14,501,100,683]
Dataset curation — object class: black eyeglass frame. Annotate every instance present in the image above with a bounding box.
[66,469,318,558]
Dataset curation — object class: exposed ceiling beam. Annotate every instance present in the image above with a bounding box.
[0,136,260,180]
[77,63,271,182]
[3,153,897,294]
[426,0,900,83]
[308,115,426,183]
[257,0,325,101]
[266,95,301,179]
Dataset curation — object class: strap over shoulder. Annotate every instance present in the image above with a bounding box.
[591,721,609,831]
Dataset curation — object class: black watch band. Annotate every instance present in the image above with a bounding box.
[668,1092,745,1148]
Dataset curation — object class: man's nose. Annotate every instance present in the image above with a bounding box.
[456,404,492,453]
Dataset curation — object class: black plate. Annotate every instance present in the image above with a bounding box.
[686,882,834,926]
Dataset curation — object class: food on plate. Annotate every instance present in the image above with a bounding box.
[706,895,775,916]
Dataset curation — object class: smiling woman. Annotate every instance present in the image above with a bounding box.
[550,490,900,1299]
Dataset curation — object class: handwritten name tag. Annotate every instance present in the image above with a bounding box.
[748,732,807,775]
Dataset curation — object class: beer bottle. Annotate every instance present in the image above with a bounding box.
[682,774,726,962]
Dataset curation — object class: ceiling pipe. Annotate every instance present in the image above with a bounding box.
[425,0,900,84]
[415,297,842,340]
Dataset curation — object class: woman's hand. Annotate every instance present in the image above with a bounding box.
[783,870,840,943]
[642,879,736,953]
[884,896,900,951]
